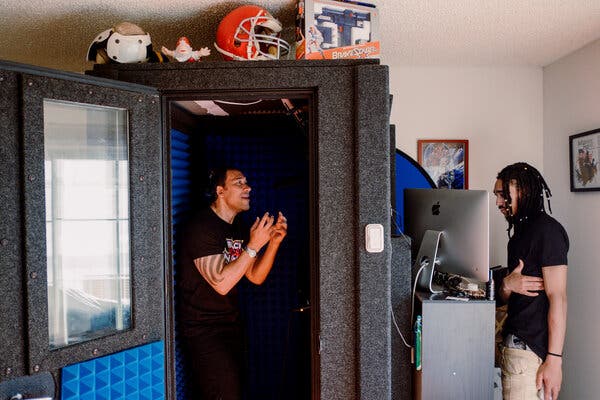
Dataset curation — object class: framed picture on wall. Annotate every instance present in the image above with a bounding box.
[417,139,469,189]
[569,128,600,192]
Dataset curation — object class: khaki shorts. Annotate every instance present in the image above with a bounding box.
[500,346,544,400]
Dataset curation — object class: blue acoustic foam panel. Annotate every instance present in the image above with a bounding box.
[184,121,310,400]
[61,341,164,400]
[169,129,193,400]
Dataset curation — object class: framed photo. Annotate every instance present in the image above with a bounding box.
[417,139,468,189]
[569,128,600,191]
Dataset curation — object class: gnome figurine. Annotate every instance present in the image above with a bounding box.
[161,37,210,62]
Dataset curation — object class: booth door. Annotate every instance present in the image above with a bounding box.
[0,61,165,400]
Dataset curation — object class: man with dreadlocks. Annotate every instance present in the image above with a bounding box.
[493,162,568,400]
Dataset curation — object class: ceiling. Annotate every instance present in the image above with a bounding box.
[175,98,304,117]
[0,1,599,73]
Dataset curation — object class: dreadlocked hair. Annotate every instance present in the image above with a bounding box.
[496,162,553,237]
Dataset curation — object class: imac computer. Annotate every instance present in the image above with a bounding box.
[404,188,489,293]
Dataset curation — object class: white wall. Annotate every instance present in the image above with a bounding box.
[387,65,543,268]
[543,39,600,400]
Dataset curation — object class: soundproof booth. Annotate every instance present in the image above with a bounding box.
[0,58,496,400]
[0,58,416,400]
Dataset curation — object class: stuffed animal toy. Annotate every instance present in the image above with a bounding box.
[161,37,211,62]
[87,21,167,64]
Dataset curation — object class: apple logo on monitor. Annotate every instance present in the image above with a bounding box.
[431,201,440,215]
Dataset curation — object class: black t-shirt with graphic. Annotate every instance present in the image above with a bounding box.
[177,207,248,337]
[503,212,569,360]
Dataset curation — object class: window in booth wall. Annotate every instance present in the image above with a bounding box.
[43,100,131,349]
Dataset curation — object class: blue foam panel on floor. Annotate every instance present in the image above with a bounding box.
[61,341,165,400]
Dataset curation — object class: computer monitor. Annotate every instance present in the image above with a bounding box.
[404,188,489,293]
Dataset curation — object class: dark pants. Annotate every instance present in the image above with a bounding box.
[184,324,245,400]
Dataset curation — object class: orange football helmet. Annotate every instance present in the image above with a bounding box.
[214,5,290,61]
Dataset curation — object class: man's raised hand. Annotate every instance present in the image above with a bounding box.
[270,211,288,245]
[248,212,275,250]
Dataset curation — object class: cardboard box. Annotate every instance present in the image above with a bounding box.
[295,0,380,59]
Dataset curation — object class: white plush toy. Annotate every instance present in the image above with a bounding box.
[161,37,211,62]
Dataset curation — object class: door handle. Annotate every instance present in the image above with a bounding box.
[0,371,55,400]
[10,394,52,400]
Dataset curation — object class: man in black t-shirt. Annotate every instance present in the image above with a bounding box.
[493,162,568,400]
[178,167,287,400]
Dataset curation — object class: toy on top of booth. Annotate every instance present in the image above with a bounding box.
[87,21,168,64]
[295,0,379,60]
[214,5,290,61]
[161,37,211,62]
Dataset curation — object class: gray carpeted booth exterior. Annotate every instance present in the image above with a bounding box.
[0,59,412,400]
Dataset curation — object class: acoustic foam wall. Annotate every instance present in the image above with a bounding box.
[169,129,192,400]
[201,125,310,400]
[61,341,165,400]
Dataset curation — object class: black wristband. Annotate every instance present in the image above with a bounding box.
[547,352,562,358]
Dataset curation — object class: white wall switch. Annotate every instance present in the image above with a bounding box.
[365,223,384,253]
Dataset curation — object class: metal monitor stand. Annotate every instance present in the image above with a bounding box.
[414,230,444,293]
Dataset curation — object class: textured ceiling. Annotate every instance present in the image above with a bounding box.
[0,0,599,73]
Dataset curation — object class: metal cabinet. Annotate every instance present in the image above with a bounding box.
[415,293,495,400]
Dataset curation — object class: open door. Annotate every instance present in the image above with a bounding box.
[0,60,165,399]
[167,95,312,400]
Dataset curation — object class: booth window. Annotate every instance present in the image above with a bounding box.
[43,100,131,349]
